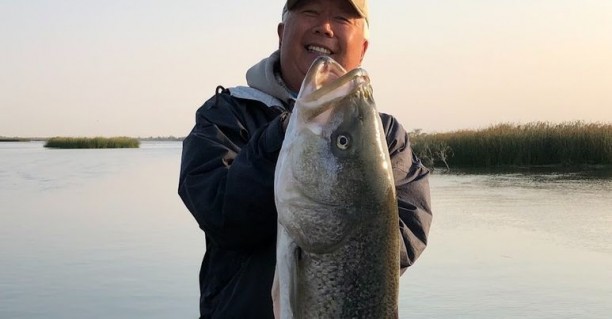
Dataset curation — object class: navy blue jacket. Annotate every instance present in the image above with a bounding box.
[178,86,432,319]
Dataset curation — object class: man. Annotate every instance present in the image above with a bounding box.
[178,0,432,318]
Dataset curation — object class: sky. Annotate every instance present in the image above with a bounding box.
[1,0,611,137]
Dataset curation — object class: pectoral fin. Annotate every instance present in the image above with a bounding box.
[277,225,301,319]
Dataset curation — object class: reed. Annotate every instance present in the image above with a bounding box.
[410,121,612,168]
[44,137,140,149]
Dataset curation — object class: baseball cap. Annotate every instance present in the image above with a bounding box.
[284,0,369,22]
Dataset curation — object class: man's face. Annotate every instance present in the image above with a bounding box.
[278,0,369,93]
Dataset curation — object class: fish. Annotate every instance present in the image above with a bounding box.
[273,56,400,319]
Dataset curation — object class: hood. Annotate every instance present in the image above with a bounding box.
[246,50,296,108]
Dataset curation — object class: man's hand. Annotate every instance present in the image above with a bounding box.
[281,112,291,132]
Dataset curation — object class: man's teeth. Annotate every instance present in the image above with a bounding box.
[308,46,331,55]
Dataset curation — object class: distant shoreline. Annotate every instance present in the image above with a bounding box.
[0,136,185,142]
[3,120,611,169]
[0,137,36,142]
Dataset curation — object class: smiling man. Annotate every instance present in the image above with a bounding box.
[277,0,369,93]
[178,0,432,318]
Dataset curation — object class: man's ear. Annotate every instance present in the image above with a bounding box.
[360,40,369,63]
[277,23,285,49]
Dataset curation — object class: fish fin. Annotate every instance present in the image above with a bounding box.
[277,226,298,319]
[272,268,280,319]
[290,245,302,319]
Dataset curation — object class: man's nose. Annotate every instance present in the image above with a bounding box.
[313,17,334,37]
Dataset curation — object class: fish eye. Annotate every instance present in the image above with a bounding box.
[336,135,350,150]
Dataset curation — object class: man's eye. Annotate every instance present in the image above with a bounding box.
[302,10,318,16]
[335,16,351,23]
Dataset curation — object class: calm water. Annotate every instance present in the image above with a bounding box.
[1,141,610,319]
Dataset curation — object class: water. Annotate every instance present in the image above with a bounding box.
[1,142,610,318]
[399,171,612,319]
[1,141,202,318]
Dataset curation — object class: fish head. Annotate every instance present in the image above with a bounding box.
[283,56,393,196]
[276,56,396,252]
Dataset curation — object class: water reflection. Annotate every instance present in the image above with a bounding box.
[446,165,612,180]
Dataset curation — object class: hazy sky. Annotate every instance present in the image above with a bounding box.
[1,0,611,137]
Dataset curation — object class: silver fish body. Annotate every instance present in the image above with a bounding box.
[274,56,400,319]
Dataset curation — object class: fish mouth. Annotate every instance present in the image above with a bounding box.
[298,56,370,121]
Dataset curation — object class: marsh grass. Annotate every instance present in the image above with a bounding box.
[44,137,140,149]
[410,121,612,169]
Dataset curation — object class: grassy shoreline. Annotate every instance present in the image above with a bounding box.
[44,137,140,149]
[3,122,611,170]
[410,121,612,170]
[0,137,33,142]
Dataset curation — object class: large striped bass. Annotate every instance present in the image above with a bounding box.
[273,56,400,318]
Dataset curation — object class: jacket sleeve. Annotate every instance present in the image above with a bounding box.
[178,90,288,251]
[380,113,433,274]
